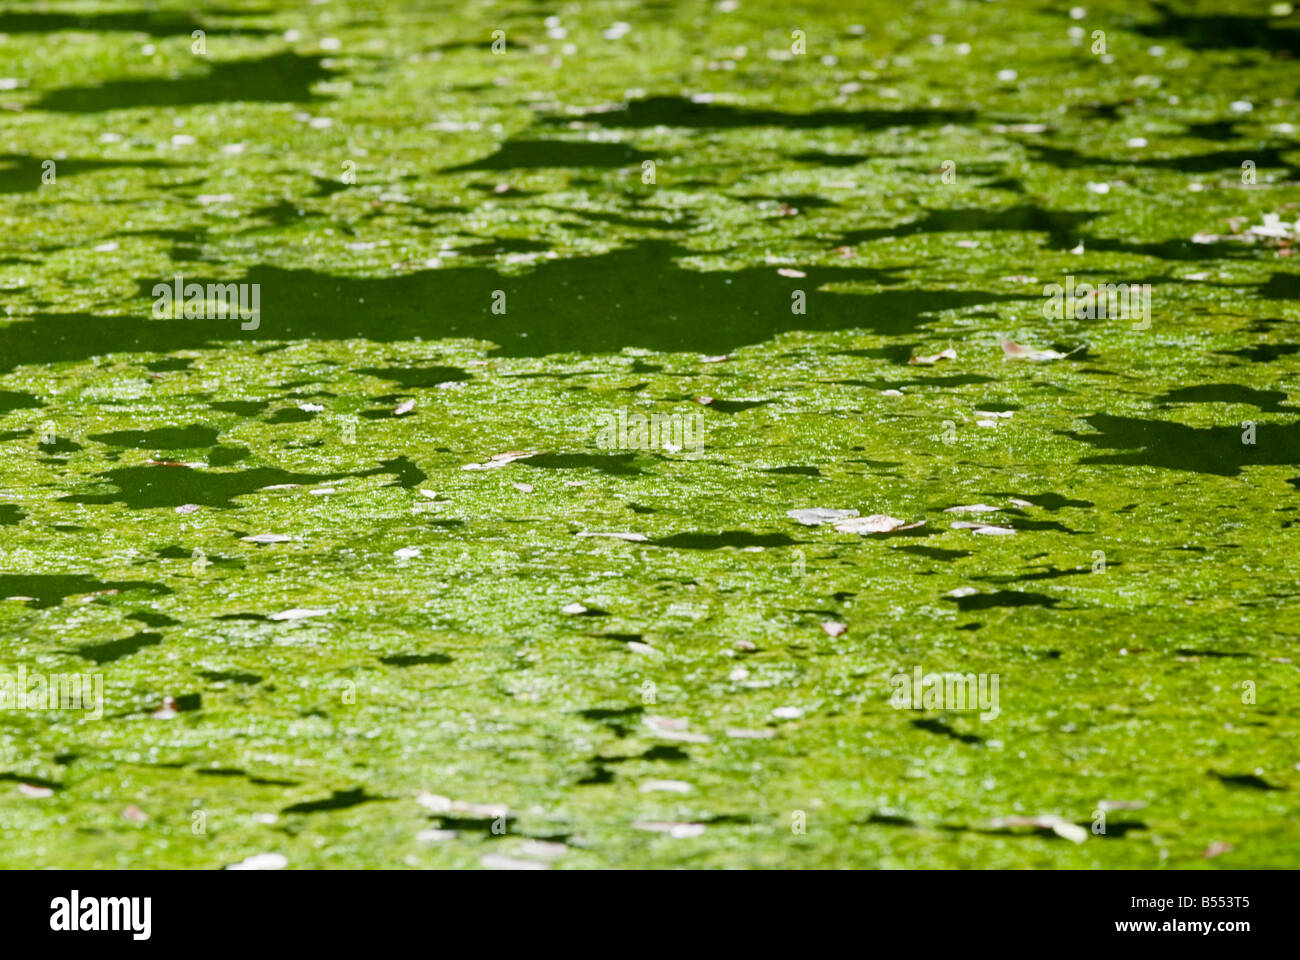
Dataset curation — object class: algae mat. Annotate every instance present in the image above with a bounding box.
[0,0,1298,868]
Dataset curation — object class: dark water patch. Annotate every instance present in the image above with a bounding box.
[1176,649,1249,659]
[208,445,249,467]
[1261,274,1300,300]
[39,436,82,455]
[1183,120,1243,141]
[791,150,867,167]
[1013,519,1088,535]
[708,398,773,414]
[895,545,972,561]
[130,611,179,627]
[864,812,916,827]
[1025,141,1300,179]
[973,566,1100,583]
[374,456,427,488]
[88,425,219,450]
[733,192,837,210]
[839,204,1103,249]
[282,788,384,814]
[0,390,41,414]
[0,430,31,442]
[911,718,982,745]
[548,207,697,232]
[642,745,690,762]
[654,531,797,549]
[61,465,345,509]
[210,400,269,417]
[1063,414,1300,475]
[0,9,274,37]
[2,243,1027,372]
[197,669,262,685]
[145,357,194,372]
[1076,236,1260,262]
[985,492,1092,511]
[379,653,453,666]
[74,632,163,664]
[355,364,470,388]
[0,574,170,609]
[34,52,334,112]
[0,773,60,790]
[266,407,315,424]
[213,613,269,622]
[1135,3,1300,54]
[1218,344,1300,363]
[579,705,642,738]
[0,154,173,195]
[1156,384,1295,413]
[627,502,656,513]
[0,505,23,525]
[1210,772,1283,791]
[454,238,553,256]
[544,96,974,131]
[946,590,1061,611]
[524,452,643,476]
[982,177,1026,193]
[157,546,242,568]
[446,140,653,171]
[764,465,821,476]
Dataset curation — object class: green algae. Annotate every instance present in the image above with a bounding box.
[0,0,1298,869]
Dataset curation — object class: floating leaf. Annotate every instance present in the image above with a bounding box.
[787,507,859,526]
[462,450,542,471]
[909,346,956,365]
[17,783,53,798]
[1001,340,1071,361]
[268,607,329,621]
[951,521,1015,535]
[834,515,925,534]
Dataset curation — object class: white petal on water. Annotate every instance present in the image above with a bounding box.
[17,784,53,798]
[1001,340,1069,361]
[416,792,453,813]
[820,620,847,637]
[633,821,706,838]
[787,507,859,526]
[944,504,1002,513]
[242,533,293,544]
[772,706,805,719]
[946,586,979,597]
[833,514,924,534]
[226,852,288,870]
[575,531,648,542]
[268,607,329,621]
[639,780,693,794]
[908,346,957,365]
[394,546,421,560]
[561,602,588,615]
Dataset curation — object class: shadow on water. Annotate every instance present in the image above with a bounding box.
[59,457,424,509]
[0,574,171,609]
[33,53,334,112]
[1155,384,1296,413]
[0,241,1033,371]
[74,632,163,664]
[541,96,975,130]
[1134,3,1300,54]
[1023,142,1300,180]
[0,9,274,36]
[838,205,1104,249]
[446,140,654,171]
[0,155,174,195]
[1063,414,1300,475]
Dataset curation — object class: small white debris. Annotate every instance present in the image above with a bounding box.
[881,389,904,397]
[308,488,336,496]
[298,402,325,412]
[94,241,119,253]
[416,792,453,813]
[512,482,534,493]
[997,69,1018,82]
[639,780,693,794]
[561,602,588,615]
[268,607,329,621]
[394,546,421,560]
[1126,137,1148,148]
[226,853,288,870]
[1230,100,1253,113]
[481,854,548,870]
[946,586,979,598]
[627,641,663,657]
[196,193,235,204]
[394,400,416,416]
[175,503,200,515]
[242,533,293,544]
[17,784,53,798]
[820,621,847,637]
[772,706,805,720]
[576,531,648,542]
[726,727,776,739]
[945,503,1002,514]
[777,268,806,278]
[416,828,456,843]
